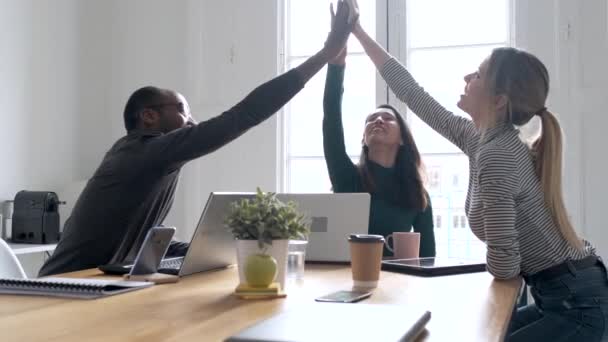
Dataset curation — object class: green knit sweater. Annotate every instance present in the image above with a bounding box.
[322,64,436,257]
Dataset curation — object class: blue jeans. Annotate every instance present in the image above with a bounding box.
[507,263,608,341]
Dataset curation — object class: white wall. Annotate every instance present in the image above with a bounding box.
[513,0,584,229]
[2,0,281,249]
[0,0,82,275]
[0,0,80,200]
[174,0,281,241]
[73,1,113,179]
[80,0,281,241]
[515,0,608,258]
[574,0,608,258]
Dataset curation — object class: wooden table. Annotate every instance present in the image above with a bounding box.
[0,265,521,342]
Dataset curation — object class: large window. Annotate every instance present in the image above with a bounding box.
[401,0,510,258]
[283,0,510,258]
[282,0,378,193]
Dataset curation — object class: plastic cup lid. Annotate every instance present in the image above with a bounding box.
[348,234,385,243]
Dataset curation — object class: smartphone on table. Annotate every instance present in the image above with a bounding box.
[129,226,175,276]
[315,290,372,303]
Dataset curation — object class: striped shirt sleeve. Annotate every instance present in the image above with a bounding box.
[380,58,478,156]
[478,149,521,279]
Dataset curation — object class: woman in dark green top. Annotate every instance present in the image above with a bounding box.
[322,47,436,257]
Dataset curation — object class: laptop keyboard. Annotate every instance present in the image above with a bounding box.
[159,257,184,270]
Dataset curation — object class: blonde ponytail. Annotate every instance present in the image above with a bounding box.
[487,47,583,250]
[533,110,583,250]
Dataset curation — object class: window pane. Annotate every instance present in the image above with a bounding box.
[288,0,376,57]
[433,194,486,258]
[288,158,332,193]
[339,55,378,155]
[407,45,500,154]
[423,154,483,258]
[285,62,325,157]
[287,54,376,157]
[407,0,508,48]
[424,154,470,213]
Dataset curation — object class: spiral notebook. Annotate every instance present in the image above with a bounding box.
[0,277,153,299]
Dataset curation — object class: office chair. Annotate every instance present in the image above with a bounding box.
[0,239,27,278]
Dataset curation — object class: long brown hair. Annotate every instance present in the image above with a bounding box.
[485,47,583,249]
[357,104,428,211]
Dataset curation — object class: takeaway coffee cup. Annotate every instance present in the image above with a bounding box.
[348,234,385,288]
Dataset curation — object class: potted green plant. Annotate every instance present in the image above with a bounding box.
[225,188,309,289]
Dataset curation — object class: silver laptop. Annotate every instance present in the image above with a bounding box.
[211,192,370,263]
[99,192,237,276]
[174,192,242,277]
[274,193,370,262]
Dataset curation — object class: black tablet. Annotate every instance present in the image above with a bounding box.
[381,257,486,277]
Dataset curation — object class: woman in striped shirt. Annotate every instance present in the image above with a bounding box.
[349,11,608,342]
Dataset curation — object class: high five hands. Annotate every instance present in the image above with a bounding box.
[324,0,359,62]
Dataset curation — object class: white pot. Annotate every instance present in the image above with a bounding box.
[236,239,289,290]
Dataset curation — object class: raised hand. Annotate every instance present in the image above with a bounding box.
[324,0,358,60]
[293,1,359,83]
[328,3,348,65]
[346,0,360,24]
